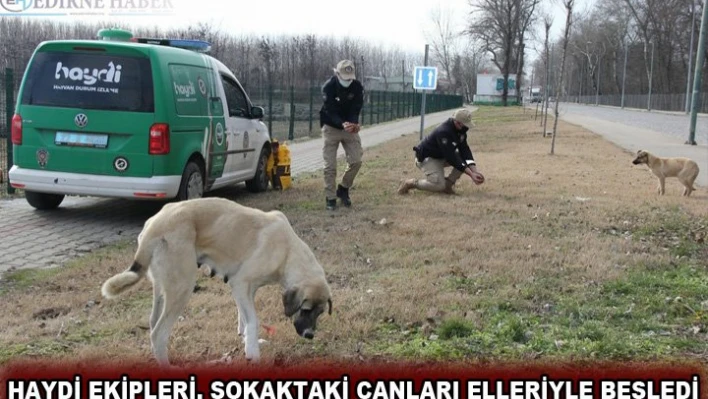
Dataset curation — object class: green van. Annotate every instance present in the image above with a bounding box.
[9,29,272,210]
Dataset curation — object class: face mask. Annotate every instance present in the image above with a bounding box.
[338,77,353,88]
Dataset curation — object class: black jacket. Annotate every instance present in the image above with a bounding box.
[319,76,364,130]
[414,118,475,172]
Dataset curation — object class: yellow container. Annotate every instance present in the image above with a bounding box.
[269,140,291,190]
[275,141,292,190]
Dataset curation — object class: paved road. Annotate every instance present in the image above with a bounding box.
[558,103,708,145]
[0,109,461,273]
[556,103,708,188]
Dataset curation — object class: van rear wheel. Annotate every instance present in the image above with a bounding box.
[177,161,204,201]
[246,146,270,193]
[25,191,65,210]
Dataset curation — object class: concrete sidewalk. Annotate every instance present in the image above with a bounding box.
[556,104,708,188]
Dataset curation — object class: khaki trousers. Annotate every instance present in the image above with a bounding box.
[414,157,463,192]
[322,124,363,199]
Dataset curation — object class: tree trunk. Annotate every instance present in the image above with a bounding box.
[551,0,575,155]
[516,40,525,104]
[503,37,512,106]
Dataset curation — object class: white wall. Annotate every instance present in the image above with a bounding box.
[476,74,517,96]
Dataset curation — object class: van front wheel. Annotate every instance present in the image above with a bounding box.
[177,162,204,201]
[25,191,65,210]
[246,147,270,193]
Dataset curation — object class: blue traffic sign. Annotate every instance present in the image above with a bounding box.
[413,66,438,90]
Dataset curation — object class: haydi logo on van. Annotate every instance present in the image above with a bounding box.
[54,61,122,85]
[174,81,196,98]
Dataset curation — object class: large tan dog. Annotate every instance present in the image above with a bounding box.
[632,150,700,196]
[101,198,332,365]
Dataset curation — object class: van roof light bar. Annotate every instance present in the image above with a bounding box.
[130,37,212,53]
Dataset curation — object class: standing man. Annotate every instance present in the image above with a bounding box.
[320,59,365,211]
[398,109,485,195]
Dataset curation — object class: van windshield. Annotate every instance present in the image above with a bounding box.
[21,51,154,113]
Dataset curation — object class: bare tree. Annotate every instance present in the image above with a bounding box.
[468,0,518,105]
[457,39,486,102]
[551,0,575,155]
[425,5,462,91]
[468,0,539,105]
[542,14,553,137]
[514,0,541,104]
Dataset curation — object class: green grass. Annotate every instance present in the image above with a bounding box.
[0,267,64,293]
[629,209,707,261]
[376,262,708,361]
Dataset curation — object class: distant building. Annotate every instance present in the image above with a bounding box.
[474,74,519,105]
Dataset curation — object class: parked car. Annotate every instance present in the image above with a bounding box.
[9,28,271,210]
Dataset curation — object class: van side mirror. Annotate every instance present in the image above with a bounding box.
[251,106,264,120]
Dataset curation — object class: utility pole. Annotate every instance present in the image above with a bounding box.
[687,0,707,145]
[621,40,628,108]
[685,0,697,114]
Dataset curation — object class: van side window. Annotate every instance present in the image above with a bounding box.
[221,76,249,118]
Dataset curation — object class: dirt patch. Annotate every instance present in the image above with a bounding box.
[32,307,71,321]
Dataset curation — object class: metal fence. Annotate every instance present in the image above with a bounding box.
[572,92,708,113]
[250,86,463,141]
[1,68,15,195]
[0,68,462,194]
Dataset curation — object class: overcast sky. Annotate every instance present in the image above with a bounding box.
[6,0,597,65]
[165,0,596,57]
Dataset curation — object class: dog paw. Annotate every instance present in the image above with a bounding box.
[244,347,261,362]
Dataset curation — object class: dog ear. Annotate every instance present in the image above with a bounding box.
[327,298,332,315]
[282,287,302,317]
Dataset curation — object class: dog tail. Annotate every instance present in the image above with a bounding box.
[101,261,147,299]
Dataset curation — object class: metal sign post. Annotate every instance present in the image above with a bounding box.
[688,0,707,145]
[414,45,438,140]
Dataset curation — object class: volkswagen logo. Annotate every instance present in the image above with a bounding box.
[113,156,129,172]
[74,113,88,128]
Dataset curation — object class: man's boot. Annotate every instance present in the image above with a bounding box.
[326,198,337,211]
[443,178,456,195]
[397,179,416,195]
[336,184,352,207]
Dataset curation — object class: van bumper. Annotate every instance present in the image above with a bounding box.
[8,166,181,199]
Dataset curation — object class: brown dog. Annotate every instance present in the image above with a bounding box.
[632,150,700,196]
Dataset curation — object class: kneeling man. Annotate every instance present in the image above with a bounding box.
[398,109,484,195]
